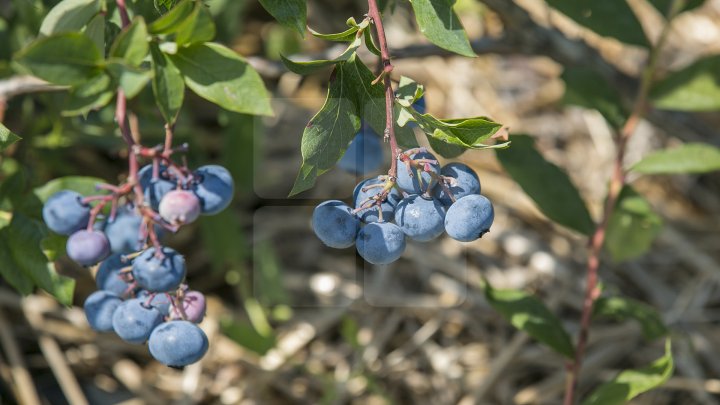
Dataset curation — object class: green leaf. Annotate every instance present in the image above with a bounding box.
[309,19,360,42]
[648,0,705,15]
[41,233,68,262]
[175,3,216,46]
[562,67,628,128]
[220,317,276,355]
[0,123,21,152]
[0,215,35,295]
[427,135,465,158]
[594,296,668,341]
[281,36,362,75]
[259,0,307,37]
[14,32,101,86]
[83,13,105,55]
[581,340,673,405]
[33,176,105,202]
[650,55,720,111]
[364,28,382,56]
[109,17,149,66]
[39,0,100,36]
[631,143,720,174]
[485,283,575,358]
[496,135,595,235]
[148,0,194,34]
[290,64,361,195]
[169,42,273,116]
[409,113,504,150]
[605,186,663,262]
[106,62,152,99]
[410,0,475,57]
[61,73,114,116]
[150,44,185,124]
[0,214,75,305]
[545,0,648,47]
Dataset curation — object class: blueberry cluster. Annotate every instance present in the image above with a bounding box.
[42,164,234,367]
[313,149,495,265]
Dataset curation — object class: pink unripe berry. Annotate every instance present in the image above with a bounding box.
[159,190,201,225]
[170,291,206,323]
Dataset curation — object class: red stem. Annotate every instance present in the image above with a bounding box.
[367,0,400,179]
[116,0,130,27]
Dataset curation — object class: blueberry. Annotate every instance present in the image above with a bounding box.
[312,200,360,249]
[353,178,400,223]
[169,291,206,323]
[395,195,446,242]
[444,194,495,242]
[356,222,406,265]
[42,190,91,235]
[148,320,209,367]
[192,165,234,215]
[132,247,186,293]
[139,164,176,211]
[96,253,133,296]
[112,298,164,344]
[396,151,440,194]
[84,290,122,332]
[67,230,111,266]
[159,190,201,225]
[103,207,145,254]
[433,162,481,206]
[136,290,172,316]
[337,126,383,175]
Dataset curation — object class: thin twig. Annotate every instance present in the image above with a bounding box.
[0,308,41,405]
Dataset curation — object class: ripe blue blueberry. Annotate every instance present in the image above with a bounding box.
[132,247,186,293]
[148,320,209,367]
[434,162,481,206]
[84,290,122,332]
[96,254,133,296]
[395,195,446,242]
[138,164,176,211]
[312,200,360,248]
[192,165,234,215]
[396,151,440,194]
[112,298,164,344]
[67,230,111,266]
[356,222,406,265]
[103,208,145,254]
[169,291,206,323]
[159,190,201,225]
[353,178,400,223]
[444,194,495,242]
[42,190,91,235]
[136,290,172,316]
[337,126,383,175]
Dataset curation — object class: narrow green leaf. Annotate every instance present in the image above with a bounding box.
[409,113,504,150]
[175,3,216,46]
[0,123,21,151]
[411,0,475,57]
[562,67,628,128]
[169,42,272,116]
[648,0,705,15]
[545,0,648,47]
[148,0,194,34]
[605,186,663,262]
[83,13,105,54]
[485,283,575,358]
[259,0,307,37]
[1,214,75,305]
[39,0,100,36]
[364,28,382,56]
[581,340,673,405]
[106,62,152,99]
[0,217,35,295]
[281,36,362,75]
[650,55,720,111]
[220,317,276,355]
[150,45,185,124]
[33,176,105,202]
[631,143,720,174]
[496,135,595,235]
[309,24,359,42]
[61,72,114,116]
[290,65,361,195]
[14,32,101,85]
[109,17,149,66]
[594,296,668,341]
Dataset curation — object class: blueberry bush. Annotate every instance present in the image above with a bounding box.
[1,0,720,403]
